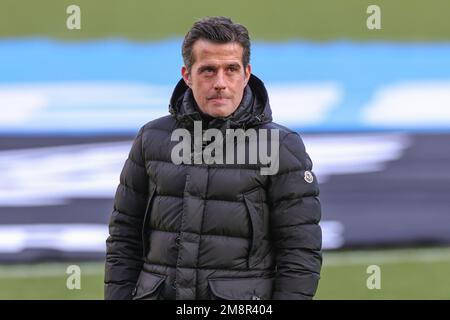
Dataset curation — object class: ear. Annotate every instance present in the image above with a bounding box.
[181,66,192,87]
[244,64,252,86]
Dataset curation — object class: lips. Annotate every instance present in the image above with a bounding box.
[208,96,228,100]
[208,96,229,104]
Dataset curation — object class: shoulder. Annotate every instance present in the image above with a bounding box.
[141,115,177,134]
[260,122,311,172]
[133,115,177,142]
[259,121,305,147]
[130,115,177,147]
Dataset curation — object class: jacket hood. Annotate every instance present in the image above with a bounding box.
[168,74,273,132]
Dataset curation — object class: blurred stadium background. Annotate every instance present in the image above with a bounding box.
[0,0,449,299]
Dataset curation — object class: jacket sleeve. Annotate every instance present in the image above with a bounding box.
[268,132,322,300]
[104,127,149,299]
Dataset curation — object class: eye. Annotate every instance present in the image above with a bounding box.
[202,67,215,74]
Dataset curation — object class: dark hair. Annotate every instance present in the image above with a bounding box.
[182,16,251,72]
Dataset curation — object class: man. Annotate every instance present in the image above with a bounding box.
[104,16,322,300]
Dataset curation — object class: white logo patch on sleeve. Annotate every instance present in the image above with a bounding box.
[304,171,314,183]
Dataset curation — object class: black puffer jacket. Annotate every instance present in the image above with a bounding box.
[104,74,322,300]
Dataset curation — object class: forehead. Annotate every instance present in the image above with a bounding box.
[191,39,244,66]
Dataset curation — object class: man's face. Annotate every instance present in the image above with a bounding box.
[182,39,251,118]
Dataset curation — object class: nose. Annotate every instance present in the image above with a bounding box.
[214,70,226,91]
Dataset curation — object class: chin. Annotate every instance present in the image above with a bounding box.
[207,106,235,118]
[212,111,232,118]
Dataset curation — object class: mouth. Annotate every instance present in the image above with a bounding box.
[208,96,229,103]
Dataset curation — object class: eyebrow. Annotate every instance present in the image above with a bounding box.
[197,63,241,73]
